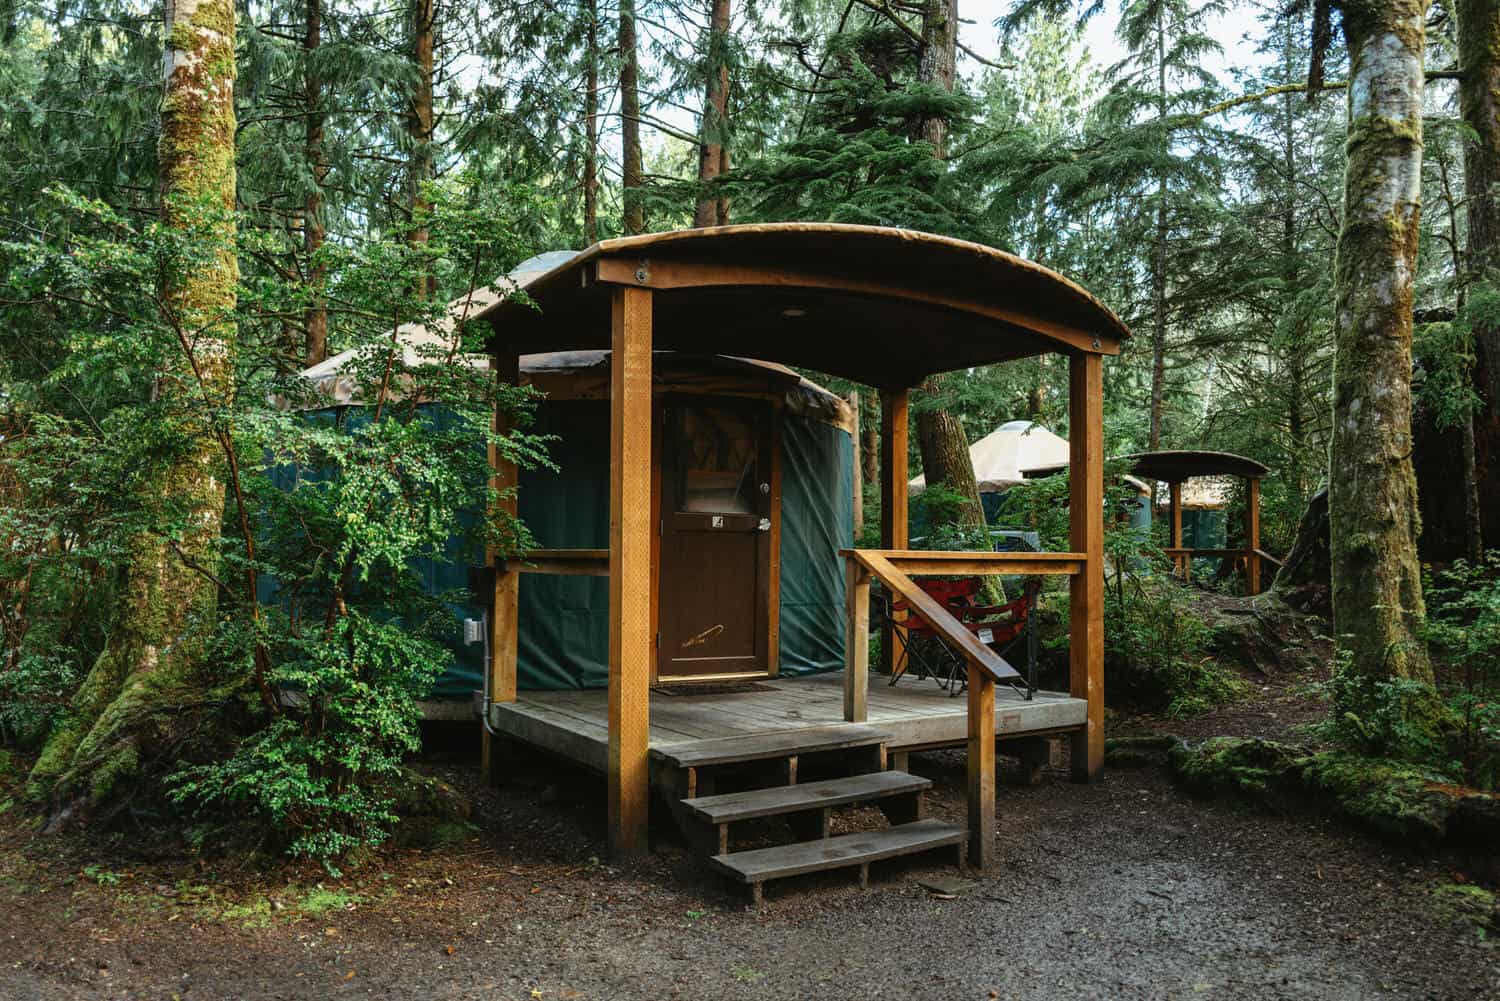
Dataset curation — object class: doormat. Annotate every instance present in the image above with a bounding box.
[652,682,777,697]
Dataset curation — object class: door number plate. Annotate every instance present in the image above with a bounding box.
[711,515,724,528]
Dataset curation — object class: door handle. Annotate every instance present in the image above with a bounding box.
[757,518,771,532]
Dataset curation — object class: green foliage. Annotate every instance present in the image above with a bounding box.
[1421,554,1500,788]
[1319,657,1451,767]
[2,183,548,864]
[1000,460,1242,713]
[1169,736,1475,843]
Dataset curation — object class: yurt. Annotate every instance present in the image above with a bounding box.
[912,421,1150,532]
[279,253,856,702]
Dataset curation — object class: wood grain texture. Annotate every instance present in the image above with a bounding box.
[839,549,1084,576]
[593,258,1119,358]
[966,663,995,869]
[708,818,965,884]
[1068,352,1105,782]
[608,286,653,857]
[844,559,870,721]
[848,551,1020,682]
[650,723,889,768]
[682,770,928,824]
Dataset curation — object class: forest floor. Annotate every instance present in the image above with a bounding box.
[1,608,1496,1000]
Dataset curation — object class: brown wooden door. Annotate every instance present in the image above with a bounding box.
[658,400,771,680]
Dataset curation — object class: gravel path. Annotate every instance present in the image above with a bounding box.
[1,743,1494,1001]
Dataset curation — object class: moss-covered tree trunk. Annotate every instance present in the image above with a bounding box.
[1329,0,1432,684]
[1458,0,1499,556]
[692,0,730,228]
[407,0,435,299]
[619,0,644,235]
[911,0,983,532]
[29,0,237,819]
[915,373,985,529]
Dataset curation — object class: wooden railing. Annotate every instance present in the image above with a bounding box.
[500,548,609,576]
[839,547,1087,871]
[1163,546,1280,586]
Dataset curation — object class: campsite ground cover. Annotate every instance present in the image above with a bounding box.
[0,673,1495,1001]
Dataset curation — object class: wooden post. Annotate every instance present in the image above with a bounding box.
[1245,476,1262,595]
[484,351,521,782]
[1168,479,1183,580]
[879,388,909,676]
[965,660,995,869]
[608,286,653,858]
[1068,352,1104,782]
[843,559,870,721]
[848,391,863,535]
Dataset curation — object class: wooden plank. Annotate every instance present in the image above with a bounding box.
[848,391,863,533]
[490,702,609,773]
[838,549,1085,576]
[879,389,909,677]
[608,285,654,857]
[682,770,929,824]
[1245,476,1262,595]
[650,723,889,769]
[485,351,522,781]
[709,818,965,885]
[1068,352,1105,782]
[1169,480,1183,579]
[844,558,870,722]
[510,549,610,576]
[966,662,995,869]
[849,551,1020,683]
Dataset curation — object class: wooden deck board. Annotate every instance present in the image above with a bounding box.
[489,668,1086,777]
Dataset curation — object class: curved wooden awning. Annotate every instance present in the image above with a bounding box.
[477,224,1129,389]
[1122,450,1270,483]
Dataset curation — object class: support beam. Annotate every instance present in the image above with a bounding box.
[608,285,653,857]
[484,351,521,782]
[1168,480,1183,580]
[879,389,909,677]
[966,661,995,869]
[843,559,870,721]
[1068,352,1105,782]
[848,391,863,534]
[1245,476,1262,595]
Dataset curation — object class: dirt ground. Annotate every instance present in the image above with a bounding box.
[1,671,1496,1000]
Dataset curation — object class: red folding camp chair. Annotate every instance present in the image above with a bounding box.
[876,577,1041,699]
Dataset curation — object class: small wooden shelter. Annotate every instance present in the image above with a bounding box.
[1126,450,1273,594]
[474,224,1128,875]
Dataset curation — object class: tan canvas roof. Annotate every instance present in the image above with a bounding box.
[910,421,1070,494]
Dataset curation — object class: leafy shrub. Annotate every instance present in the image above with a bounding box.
[1421,554,1500,788]
[1000,463,1243,714]
[3,184,551,865]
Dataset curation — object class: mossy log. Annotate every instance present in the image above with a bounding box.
[1167,736,1500,851]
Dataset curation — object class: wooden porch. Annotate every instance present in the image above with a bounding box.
[476,224,1128,868]
[486,669,1086,774]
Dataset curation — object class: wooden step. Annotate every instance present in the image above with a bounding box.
[682,770,930,825]
[709,819,965,903]
[650,723,891,770]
